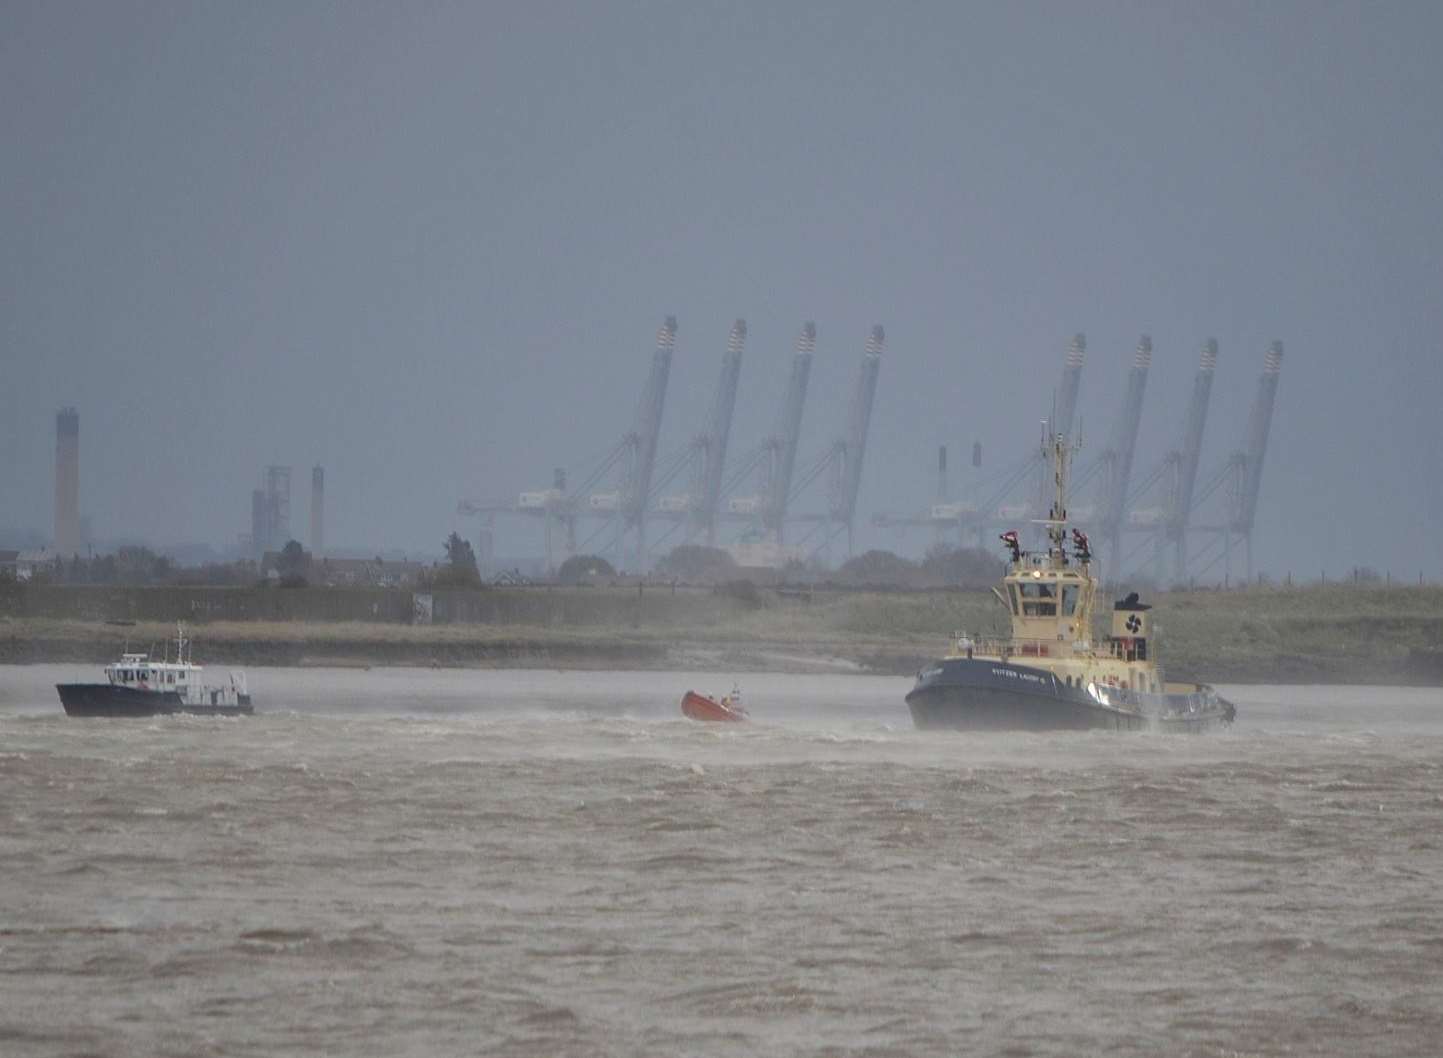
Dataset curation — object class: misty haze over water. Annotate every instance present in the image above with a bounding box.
[3,669,1443,1055]
[3,3,1442,578]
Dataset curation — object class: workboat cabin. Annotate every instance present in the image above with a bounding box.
[109,653,194,692]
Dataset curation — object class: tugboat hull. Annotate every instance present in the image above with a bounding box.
[57,683,253,718]
[906,659,1233,733]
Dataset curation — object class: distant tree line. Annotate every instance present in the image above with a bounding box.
[630,542,1001,589]
[830,543,1002,589]
[24,537,1001,592]
[533,542,1003,589]
[43,547,256,587]
[34,541,303,588]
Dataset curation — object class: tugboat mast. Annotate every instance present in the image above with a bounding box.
[1036,429,1079,563]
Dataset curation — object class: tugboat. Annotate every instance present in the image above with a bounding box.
[57,624,253,718]
[906,434,1235,732]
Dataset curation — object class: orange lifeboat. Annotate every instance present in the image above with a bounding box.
[681,688,749,723]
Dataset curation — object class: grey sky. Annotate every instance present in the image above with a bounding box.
[3,1,1441,577]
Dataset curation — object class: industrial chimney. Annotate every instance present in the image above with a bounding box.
[310,466,324,557]
[54,408,80,557]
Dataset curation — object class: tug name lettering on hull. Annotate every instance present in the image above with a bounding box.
[991,667,1047,685]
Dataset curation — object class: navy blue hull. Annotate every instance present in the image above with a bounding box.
[906,658,1233,732]
[57,684,253,718]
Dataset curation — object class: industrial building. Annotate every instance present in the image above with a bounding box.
[240,464,326,561]
[247,465,292,559]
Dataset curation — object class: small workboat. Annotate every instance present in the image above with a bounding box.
[57,624,253,718]
[681,685,748,723]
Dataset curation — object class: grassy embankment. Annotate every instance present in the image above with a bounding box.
[3,583,1441,683]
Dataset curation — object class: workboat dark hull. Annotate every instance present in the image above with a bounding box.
[57,683,253,718]
[906,658,1234,733]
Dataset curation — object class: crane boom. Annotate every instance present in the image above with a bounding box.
[764,322,816,540]
[828,325,884,554]
[623,316,677,567]
[696,320,746,544]
[1234,341,1284,534]
[1167,339,1218,579]
[1101,336,1152,569]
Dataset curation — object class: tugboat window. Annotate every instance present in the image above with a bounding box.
[1061,585,1079,616]
[1018,581,1057,616]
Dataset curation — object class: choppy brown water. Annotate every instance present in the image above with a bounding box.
[2,665,1442,1056]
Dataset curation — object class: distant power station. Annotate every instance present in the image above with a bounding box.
[460,317,886,572]
[876,334,1285,585]
[239,461,324,560]
[54,407,80,557]
[250,466,289,558]
[245,464,325,559]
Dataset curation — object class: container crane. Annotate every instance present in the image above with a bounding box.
[827,324,885,554]
[1033,334,1086,541]
[1098,336,1152,574]
[618,316,677,567]
[695,319,746,544]
[1230,340,1284,580]
[1164,339,1218,580]
[1152,340,1284,584]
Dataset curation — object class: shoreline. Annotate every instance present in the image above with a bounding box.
[0,628,893,676]
[3,583,1440,686]
[4,621,1440,686]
